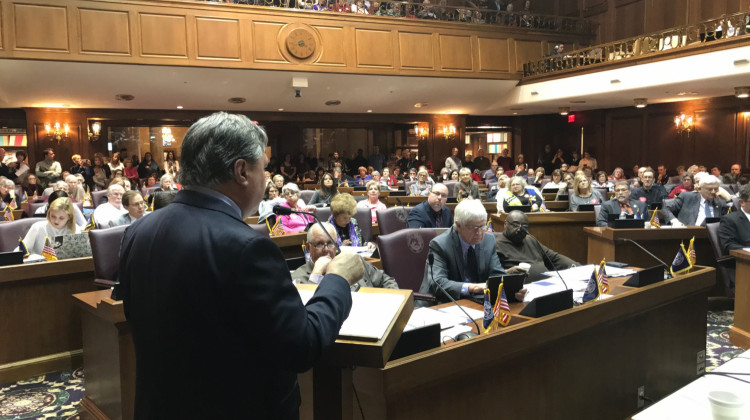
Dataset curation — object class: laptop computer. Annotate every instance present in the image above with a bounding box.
[53,233,92,260]
[470,273,526,305]
[0,251,24,267]
[390,190,407,197]
[577,204,595,212]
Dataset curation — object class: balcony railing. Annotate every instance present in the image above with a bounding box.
[522,12,750,78]
[200,0,598,35]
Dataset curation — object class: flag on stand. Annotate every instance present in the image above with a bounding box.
[582,267,600,303]
[482,287,494,333]
[8,197,17,210]
[19,191,28,204]
[18,237,29,258]
[670,237,695,276]
[84,214,96,232]
[649,209,660,228]
[41,236,57,261]
[597,259,609,294]
[494,282,511,327]
[3,205,13,221]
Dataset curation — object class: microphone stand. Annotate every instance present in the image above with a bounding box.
[522,227,569,291]
[615,238,672,278]
[429,253,480,339]
[273,205,341,254]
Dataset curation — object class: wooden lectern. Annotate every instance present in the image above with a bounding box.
[730,249,750,349]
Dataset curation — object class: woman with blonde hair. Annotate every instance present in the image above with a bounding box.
[329,193,368,247]
[21,196,81,255]
[409,168,432,196]
[569,175,603,211]
[356,180,386,223]
[502,176,545,213]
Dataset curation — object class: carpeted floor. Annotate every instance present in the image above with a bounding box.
[0,311,744,418]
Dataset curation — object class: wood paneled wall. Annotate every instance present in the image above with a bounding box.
[515,96,750,176]
[0,0,592,80]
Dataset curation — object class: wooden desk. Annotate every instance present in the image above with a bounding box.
[583,226,711,267]
[544,200,570,211]
[346,267,714,420]
[0,257,96,384]
[490,212,596,264]
[445,201,497,214]
[12,209,24,220]
[729,249,750,348]
[271,232,307,258]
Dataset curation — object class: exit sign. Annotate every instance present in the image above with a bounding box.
[567,114,575,123]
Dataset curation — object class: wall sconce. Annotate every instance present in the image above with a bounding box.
[415,125,429,140]
[88,121,101,142]
[45,122,69,143]
[674,113,694,134]
[162,127,175,147]
[439,124,456,140]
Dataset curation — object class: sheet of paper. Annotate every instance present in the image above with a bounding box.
[435,304,484,322]
[298,288,405,341]
[405,307,459,331]
[340,245,375,258]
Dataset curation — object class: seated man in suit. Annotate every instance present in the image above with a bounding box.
[630,169,668,208]
[407,183,453,228]
[293,222,399,290]
[416,199,526,307]
[596,181,648,227]
[719,183,750,254]
[663,174,729,226]
[496,210,579,282]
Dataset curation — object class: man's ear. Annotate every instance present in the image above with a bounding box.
[234,159,249,186]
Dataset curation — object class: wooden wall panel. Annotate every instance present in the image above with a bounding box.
[139,13,187,58]
[79,9,130,55]
[514,40,544,72]
[195,17,240,60]
[355,29,394,69]
[613,0,644,41]
[477,37,509,72]
[398,32,434,70]
[312,25,346,66]
[608,114,643,172]
[14,3,68,51]
[252,21,286,63]
[0,5,3,50]
[438,35,472,71]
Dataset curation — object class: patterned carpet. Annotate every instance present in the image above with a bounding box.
[0,311,744,418]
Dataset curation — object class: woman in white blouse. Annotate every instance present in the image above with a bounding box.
[22,197,82,255]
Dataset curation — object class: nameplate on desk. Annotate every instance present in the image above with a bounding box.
[519,289,573,318]
[623,265,666,287]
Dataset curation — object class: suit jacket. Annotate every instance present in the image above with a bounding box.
[118,189,352,419]
[630,185,668,207]
[407,200,453,229]
[292,259,399,290]
[495,233,578,282]
[596,198,647,227]
[718,209,750,254]
[662,191,728,226]
[417,227,506,306]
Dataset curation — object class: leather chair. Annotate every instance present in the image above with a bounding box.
[705,222,735,301]
[26,202,47,218]
[248,223,270,238]
[376,206,413,236]
[91,190,108,208]
[89,224,129,288]
[313,207,372,242]
[299,190,315,204]
[593,204,601,221]
[0,218,40,252]
[443,181,458,198]
[403,180,416,195]
[593,187,608,199]
[377,228,444,304]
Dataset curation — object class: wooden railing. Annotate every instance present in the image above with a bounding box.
[193,0,598,35]
[522,11,750,78]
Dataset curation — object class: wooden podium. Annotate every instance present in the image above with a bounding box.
[73,286,414,420]
[730,249,750,349]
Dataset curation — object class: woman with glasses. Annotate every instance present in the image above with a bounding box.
[258,183,283,222]
[328,193,370,247]
[409,169,432,196]
[502,176,545,213]
[278,183,314,233]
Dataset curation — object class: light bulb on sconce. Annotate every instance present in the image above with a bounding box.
[45,121,70,143]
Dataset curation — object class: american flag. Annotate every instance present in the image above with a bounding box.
[494,281,511,327]
[8,197,17,210]
[3,205,13,221]
[41,236,57,261]
[597,260,609,294]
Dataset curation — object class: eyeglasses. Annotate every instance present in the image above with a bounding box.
[462,224,486,232]
[309,241,336,250]
[507,222,529,229]
[614,188,629,193]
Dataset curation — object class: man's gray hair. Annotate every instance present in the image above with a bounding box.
[454,198,487,225]
[160,174,173,184]
[307,221,336,242]
[459,167,471,176]
[282,183,300,196]
[0,178,14,188]
[508,176,527,188]
[739,183,750,202]
[107,183,125,195]
[179,112,267,188]
[53,181,68,192]
[696,173,720,187]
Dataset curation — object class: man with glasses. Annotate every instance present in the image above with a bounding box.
[417,199,526,307]
[630,168,667,208]
[496,210,578,282]
[407,183,453,228]
[663,173,729,226]
[293,222,398,290]
[596,181,647,227]
[93,184,128,228]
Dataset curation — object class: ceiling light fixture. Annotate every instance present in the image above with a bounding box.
[367,109,372,113]
[176,105,183,109]
[735,87,750,98]
[610,79,621,85]
[559,107,570,116]
[325,100,341,106]
[634,98,648,108]
[228,97,246,104]
[734,59,749,67]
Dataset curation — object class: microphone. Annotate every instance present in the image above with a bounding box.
[428,251,480,340]
[520,226,569,291]
[615,238,672,278]
[272,205,341,254]
[396,198,403,206]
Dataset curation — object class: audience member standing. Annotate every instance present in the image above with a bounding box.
[35,148,62,188]
[444,147,462,173]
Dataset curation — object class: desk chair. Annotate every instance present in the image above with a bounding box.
[89,225,129,288]
[377,228,444,304]
[299,190,315,204]
[0,218,40,252]
[314,207,372,242]
[26,202,47,218]
[593,204,601,221]
[248,223,270,238]
[91,190,108,208]
[705,222,735,306]
[376,206,413,236]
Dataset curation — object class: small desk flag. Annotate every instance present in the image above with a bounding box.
[482,287,494,333]
[18,237,29,258]
[597,259,609,295]
[84,214,96,232]
[41,236,57,261]
[3,205,13,222]
[494,282,511,327]
[582,267,600,303]
[649,209,660,228]
[670,237,695,276]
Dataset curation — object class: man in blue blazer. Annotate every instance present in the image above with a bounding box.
[719,184,750,254]
[118,112,363,419]
[407,183,453,228]
[596,181,647,227]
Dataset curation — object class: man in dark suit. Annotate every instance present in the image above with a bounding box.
[630,169,668,208]
[663,174,728,226]
[719,184,750,254]
[596,181,648,227]
[407,183,453,228]
[417,199,526,307]
[118,112,364,419]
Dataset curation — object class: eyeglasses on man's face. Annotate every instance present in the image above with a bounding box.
[309,241,336,250]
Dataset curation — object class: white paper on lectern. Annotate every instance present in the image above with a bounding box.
[298,289,405,341]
